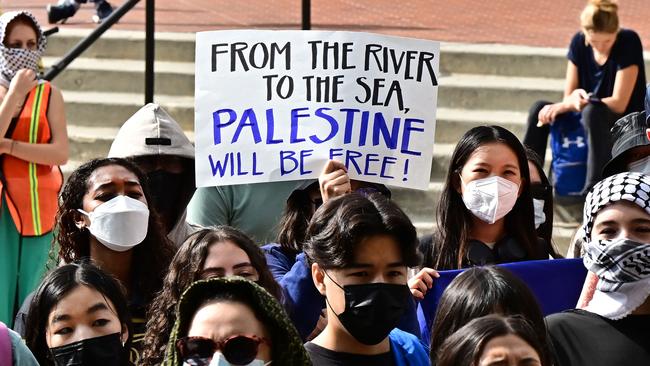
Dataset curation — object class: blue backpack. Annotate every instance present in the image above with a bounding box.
[550,112,588,196]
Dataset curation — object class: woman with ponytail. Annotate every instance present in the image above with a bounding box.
[524,0,646,194]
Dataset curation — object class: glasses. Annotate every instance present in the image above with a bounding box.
[176,335,268,365]
[529,182,551,200]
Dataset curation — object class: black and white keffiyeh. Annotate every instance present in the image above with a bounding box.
[582,172,650,319]
[0,11,46,88]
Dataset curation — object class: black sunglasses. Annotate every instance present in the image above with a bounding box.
[529,182,551,200]
[176,335,268,365]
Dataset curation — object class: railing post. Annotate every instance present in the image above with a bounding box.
[145,0,155,104]
[44,0,140,81]
[302,0,311,30]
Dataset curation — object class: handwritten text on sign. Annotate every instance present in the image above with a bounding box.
[195,30,439,189]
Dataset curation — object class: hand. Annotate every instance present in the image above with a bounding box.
[408,267,439,300]
[566,88,589,112]
[319,160,351,203]
[8,69,37,99]
[537,102,570,126]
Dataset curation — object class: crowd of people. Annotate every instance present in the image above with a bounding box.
[1,0,649,365]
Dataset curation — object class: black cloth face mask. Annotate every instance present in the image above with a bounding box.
[49,332,125,366]
[324,271,410,345]
[146,170,184,230]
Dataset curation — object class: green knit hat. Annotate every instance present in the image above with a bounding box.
[163,276,311,365]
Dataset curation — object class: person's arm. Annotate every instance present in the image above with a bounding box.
[186,187,231,226]
[0,85,69,165]
[538,61,586,125]
[600,65,639,114]
[0,69,36,138]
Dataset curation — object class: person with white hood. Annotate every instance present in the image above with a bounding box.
[108,103,199,246]
[546,171,650,365]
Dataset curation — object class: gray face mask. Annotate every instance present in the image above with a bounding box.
[533,198,546,229]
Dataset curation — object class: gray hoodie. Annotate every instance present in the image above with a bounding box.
[108,103,198,246]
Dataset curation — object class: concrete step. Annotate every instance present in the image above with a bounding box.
[44,57,194,96]
[61,90,195,129]
[434,108,527,143]
[438,73,564,111]
[44,29,196,63]
[43,31,650,80]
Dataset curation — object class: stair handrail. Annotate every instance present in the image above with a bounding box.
[44,0,156,104]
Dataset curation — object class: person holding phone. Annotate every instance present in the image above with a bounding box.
[523,0,646,194]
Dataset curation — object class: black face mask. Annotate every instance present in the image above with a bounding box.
[324,272,410,345]
[146,170,184,229]
[49,332,125,366]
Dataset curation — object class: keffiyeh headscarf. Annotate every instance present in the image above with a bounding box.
[0,11,47,87]
[582,172,650,319]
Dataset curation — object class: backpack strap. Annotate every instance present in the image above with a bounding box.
[0,322,13,366]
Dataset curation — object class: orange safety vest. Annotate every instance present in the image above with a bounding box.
[0,82,63,236]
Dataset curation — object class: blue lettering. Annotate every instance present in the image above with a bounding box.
[280,150,299,175]
[236,152,248,176]
[265,109,283,144]
[300,149,313,175]
[290,108,309,143]
[329,148,344,160]
[372,113,400,149]
[232,108,262,144]
[341,108,360,144]
[252,152,263,175]
[380,156,397,178]
[358,111,369,146]
[208,153,230,177]
[364,153,380,176]
[212,109,237,145]
[345,150,363,174]
[401,118,424,156]
[310,108,339,144]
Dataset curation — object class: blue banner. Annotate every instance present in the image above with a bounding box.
[417,258,587,343]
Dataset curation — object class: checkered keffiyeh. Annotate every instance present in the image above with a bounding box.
[0,11,46,87]
[582,172,650,319]
[582,172,650,243]
[584,238,650,292]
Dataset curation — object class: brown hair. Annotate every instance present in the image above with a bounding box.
[581,0,619,33]
[4,14,40,47]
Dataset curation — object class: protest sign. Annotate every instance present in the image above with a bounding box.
[194,30,439,189]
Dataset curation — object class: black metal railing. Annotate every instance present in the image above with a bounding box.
[44,0,155,104]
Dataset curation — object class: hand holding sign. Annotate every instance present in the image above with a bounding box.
[319,160,351,202]
[195,30,439,189]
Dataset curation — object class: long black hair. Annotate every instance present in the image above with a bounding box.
[435,314,550,366]
[429,266,550,364]
[54,157,175,305]
[24,261,132,365]
[142,226,282,366]
[433,125,543,269]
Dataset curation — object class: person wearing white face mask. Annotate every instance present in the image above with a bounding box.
[418,126,553,272]
[547,172,650,366]
[13,158,176,364]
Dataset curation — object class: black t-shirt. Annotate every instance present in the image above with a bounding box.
[546,309,650,366]
[567,29,646,115]
[304,342,395,366]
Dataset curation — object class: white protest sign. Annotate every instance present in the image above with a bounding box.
[195,30,439,189]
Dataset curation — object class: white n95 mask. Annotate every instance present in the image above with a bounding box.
[533,198,546,229]
[461,176,519,224]
[78,195,149,252]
